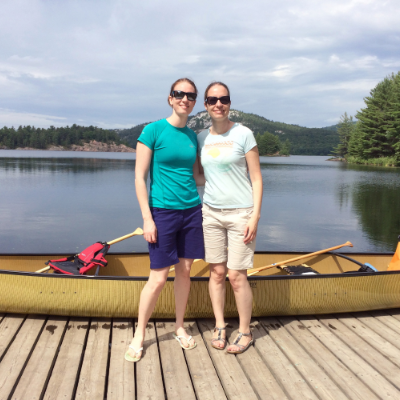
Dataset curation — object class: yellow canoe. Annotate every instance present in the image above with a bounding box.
[1,251,399,318]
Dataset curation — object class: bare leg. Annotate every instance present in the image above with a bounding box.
[226,269,253,352]
[127,266,170,358]
[174,258,195,347]
[209,262,228,348]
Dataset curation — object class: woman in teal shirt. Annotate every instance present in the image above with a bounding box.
[125,78,205,362]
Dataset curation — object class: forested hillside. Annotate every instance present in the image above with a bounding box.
[0,124,125,149]
[118,110,339,155]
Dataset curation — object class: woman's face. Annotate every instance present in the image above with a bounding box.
[169,81,197,116]
[204,84,231,121]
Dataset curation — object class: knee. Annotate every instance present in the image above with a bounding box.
[210,270,226,284]
[228,272,247,291]
[147,277,166,294]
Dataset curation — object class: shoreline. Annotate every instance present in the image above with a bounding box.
[0,140,136,153]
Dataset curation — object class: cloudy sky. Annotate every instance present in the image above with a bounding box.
[1,0,399,130]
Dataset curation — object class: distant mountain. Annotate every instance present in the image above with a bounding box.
[118,110,340,155]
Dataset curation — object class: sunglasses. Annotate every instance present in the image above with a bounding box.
[205,96,231,105]
[170,90,197,101]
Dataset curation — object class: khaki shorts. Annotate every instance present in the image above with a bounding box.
[202,203,256,270]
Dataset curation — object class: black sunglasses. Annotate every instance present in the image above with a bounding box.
[205,96,231,105]
[170,90,197,101]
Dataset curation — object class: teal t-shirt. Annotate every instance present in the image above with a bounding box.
[137,119,201,210]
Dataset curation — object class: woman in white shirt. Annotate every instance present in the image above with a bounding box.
[196,82,263,353]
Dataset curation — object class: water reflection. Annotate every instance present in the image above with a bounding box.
[351,178,400,251]
[0,157,135,174]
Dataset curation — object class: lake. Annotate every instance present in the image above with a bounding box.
[1,150,399,254]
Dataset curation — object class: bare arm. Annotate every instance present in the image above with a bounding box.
[135,142,157,243]
[243,146,263,244]
[193,155,205,186]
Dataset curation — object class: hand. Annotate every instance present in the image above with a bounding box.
[243,216,258,245]
[143,218,157,243]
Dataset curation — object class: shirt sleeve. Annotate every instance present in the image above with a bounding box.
[137,123,157,150]
[243,128,257,154]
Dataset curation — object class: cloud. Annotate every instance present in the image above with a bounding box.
[0,0,399,129]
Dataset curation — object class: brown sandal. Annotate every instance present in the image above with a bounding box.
[211,327,227,350]
[226,331,254,354]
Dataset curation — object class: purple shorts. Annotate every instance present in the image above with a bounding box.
[149,204,205,269]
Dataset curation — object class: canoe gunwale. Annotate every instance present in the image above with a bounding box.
[0,250,394,257]
[1,268,399,281]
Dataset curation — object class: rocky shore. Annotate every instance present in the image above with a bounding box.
[4,140,135,152]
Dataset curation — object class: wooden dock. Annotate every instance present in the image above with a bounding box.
[1,310,400,399]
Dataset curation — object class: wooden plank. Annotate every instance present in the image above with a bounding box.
[339,313,400,363]
[319,315,400,390]
[0,315,46,400]
[226,319,288,400]
[156,321,196,400]
[357,311,400,351]
[107,318,135,400]
[0,314,26,359]
[183,320,227,400]
[251,319,319,400]
[279,316,379,400]
[75,318,111,400]
[12,316,68,400]
[302,316,400,398]
[370,309,400,333]
[136,320,164,400]
[44,317,89,400]
[198,319,259,400]
[259,317,347,400]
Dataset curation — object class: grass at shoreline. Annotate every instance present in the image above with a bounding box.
[347,156,399,167]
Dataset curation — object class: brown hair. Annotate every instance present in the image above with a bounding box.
[204,81,230,102]
[168,78,198,106]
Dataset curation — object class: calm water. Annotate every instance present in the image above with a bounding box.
[1,150,400,254]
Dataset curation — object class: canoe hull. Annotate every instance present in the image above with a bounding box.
[1,268,400,318]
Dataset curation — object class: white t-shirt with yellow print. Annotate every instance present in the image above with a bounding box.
[197,123,257,209]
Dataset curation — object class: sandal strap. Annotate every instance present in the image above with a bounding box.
[233,331,252,345]
[175,334,193,343]
[213,327,226,340]
[129,345,143,355]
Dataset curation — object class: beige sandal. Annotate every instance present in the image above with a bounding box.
[211,327,227,350]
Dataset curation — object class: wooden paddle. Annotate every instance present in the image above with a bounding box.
[247,241,353,276]
[35,227,144,273]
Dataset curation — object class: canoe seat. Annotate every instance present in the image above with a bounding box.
[279,264,319,275]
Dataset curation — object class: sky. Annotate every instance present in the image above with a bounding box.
[0,0,399,130]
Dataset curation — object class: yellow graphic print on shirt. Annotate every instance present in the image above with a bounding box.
[205,141,234,173]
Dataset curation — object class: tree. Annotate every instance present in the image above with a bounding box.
[257,131,280,155]
[280,139,291,156]
[331,112,355,158]
[350,72,400,160]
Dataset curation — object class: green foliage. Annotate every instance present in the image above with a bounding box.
[280,139,291,156]
[228,111,338,155]
[346,155,398,167]
[347,71,400,165]
[256,131,283,155]
[331,112,355,158]
[118,122,150,148]
[0,124,125,149]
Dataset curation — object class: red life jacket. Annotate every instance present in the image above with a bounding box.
[46,242,110,275]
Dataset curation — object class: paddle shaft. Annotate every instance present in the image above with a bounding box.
[247,241,353,276]
[36,228,144,273]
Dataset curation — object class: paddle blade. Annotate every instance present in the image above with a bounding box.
[388,237,400,271]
